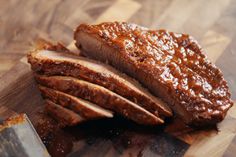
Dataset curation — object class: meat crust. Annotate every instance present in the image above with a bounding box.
[75,22,233,125]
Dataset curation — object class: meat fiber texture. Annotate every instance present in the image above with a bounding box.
[27,41,168,126]
[39,86,113,120]
[28,47,172,118]
[35,75,163,125]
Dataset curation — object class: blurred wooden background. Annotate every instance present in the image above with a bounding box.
[0,1,236,156]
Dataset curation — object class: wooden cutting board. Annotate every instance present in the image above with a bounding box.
[0,49,236,157]
[1,0,236,156]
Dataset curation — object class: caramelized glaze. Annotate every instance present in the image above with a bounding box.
[77,22,233,123]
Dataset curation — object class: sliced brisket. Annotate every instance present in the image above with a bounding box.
[35,75,164,125]
[27,48,172,118]
[45,100,84,126]
[39,86,113,119]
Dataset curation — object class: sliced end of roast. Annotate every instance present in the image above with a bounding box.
[45,100,85,126]
[39,85,113,119]
[35,75,164,125]
[28,47,172,118]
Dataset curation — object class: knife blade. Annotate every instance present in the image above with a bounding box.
[0,114,50,157]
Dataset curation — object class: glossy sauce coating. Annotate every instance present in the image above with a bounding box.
[78,22,233,121]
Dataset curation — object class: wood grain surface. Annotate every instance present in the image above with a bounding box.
[0,0,236,157]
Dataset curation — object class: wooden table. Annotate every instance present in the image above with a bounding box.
[0,0,236,157]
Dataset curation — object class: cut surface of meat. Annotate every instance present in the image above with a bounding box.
[35,75,164,125]
[45,100,84,126]
[74,22,233,125]
[39,86,113,119]
[27,48,172,118]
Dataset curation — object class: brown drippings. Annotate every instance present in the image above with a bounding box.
[36,114,74,157]
[165,117,218,144]
[35,113,221,156]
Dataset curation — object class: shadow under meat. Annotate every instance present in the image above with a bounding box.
[36,113,204,157]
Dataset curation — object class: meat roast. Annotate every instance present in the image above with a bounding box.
[74,22,233,126]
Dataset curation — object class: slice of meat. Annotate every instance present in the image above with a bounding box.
[74,22,233,126]
[27,48,172,118]
[39,86,113,120]
[35,75,164,125]
[45,99,84,126]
